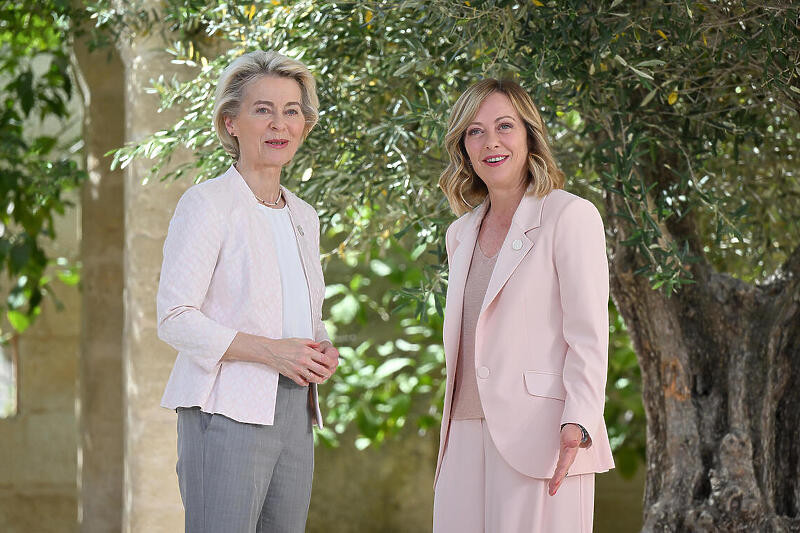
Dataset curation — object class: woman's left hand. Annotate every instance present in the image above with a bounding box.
[316,341,340,382]
[548,423,582,496]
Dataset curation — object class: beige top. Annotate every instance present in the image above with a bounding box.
[450,241,497,420]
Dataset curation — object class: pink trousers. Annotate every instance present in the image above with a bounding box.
[433,419,595,533]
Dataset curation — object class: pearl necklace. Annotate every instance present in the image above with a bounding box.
[254,188,283,207]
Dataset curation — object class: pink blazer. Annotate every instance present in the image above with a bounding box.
[435,188,615,485]
[157,165,329,427]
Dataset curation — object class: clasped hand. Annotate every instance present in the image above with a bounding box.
[267,338,340,386]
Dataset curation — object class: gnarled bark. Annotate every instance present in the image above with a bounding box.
[606,193,800,532]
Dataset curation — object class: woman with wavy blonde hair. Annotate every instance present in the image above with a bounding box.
[434,79,615,532]
[439,79,565,215]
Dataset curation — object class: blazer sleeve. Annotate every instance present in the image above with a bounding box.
[311,211,331,344]
[553,198,610,443]
[156,187,238,372]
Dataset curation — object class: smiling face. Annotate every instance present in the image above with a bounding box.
[224,75,306,169]
[462,91,530,194]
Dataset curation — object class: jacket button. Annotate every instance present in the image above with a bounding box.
[477,366,490,379]
[512,239,523,250]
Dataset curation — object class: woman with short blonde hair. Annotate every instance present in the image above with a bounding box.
[158,50,339,533]
[434,79,614,532]
[213,50,320,159]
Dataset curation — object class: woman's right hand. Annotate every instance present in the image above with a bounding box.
[222,333,335,386]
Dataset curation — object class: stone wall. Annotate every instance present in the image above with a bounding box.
[309,422,437,532]
[0,199,81,533]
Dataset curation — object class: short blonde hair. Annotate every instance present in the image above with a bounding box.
[212,50,319,161]
[439,79,565,216]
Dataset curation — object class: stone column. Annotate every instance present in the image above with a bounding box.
[72,31,126,533]
[115,6,191,531]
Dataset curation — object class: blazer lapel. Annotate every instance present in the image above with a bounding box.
[480,191,548,316]
[443,202,487,369]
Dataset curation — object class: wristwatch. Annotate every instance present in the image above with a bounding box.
[561,423,590,445]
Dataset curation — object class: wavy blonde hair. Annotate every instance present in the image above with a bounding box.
[439,79,565,216]
[212,50,319,161]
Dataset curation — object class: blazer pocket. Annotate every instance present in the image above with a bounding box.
[523,371,567,401]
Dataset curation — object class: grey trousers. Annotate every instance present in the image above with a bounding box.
[176,375,314,533]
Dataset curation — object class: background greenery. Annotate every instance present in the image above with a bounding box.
[0,0,84,340]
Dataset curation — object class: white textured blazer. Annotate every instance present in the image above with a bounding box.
[157,165,330,426]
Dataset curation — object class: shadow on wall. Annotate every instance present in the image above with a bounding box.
[595,466,645,533]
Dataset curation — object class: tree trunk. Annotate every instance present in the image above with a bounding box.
[606,193,800,532]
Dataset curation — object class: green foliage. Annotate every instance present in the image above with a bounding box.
[105,0,800,291]
[0,0,87,336]
[605,304,646,478]
[316,232,445,449]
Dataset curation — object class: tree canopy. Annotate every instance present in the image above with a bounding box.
[108,1,799,286]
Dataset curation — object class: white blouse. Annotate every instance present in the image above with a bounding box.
[256,203,313,340]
